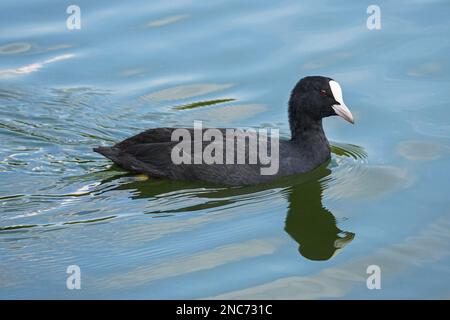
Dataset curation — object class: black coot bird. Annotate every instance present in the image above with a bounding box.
[94,76,354,185]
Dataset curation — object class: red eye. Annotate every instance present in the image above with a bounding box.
[320,89,327,96]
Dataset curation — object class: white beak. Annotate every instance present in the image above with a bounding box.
[332,103,354,124]
[329,80,354,124]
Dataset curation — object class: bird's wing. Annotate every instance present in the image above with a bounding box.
[115,127,177,149]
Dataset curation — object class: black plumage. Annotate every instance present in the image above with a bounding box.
[94,76,354,185]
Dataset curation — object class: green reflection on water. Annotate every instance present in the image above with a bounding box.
[102,159,355,261]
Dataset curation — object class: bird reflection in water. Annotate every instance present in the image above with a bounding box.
[284,172,354,261]
[103,163,354,261]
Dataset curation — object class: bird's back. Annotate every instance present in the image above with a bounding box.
[94,127,330,185]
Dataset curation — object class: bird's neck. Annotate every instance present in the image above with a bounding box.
[290,117,330,154]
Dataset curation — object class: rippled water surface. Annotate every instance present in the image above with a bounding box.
[1,0,450,299]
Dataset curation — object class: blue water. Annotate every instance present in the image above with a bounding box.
[1,0,450,299]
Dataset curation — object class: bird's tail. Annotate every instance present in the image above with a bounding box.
[93,146,166,178]
[93,146,120,161]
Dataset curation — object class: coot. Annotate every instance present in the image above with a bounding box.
[94,76,354,185]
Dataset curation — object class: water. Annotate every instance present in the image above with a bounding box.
[1,0,450,299]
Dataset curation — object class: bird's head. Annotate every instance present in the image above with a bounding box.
[288,76,354,133]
